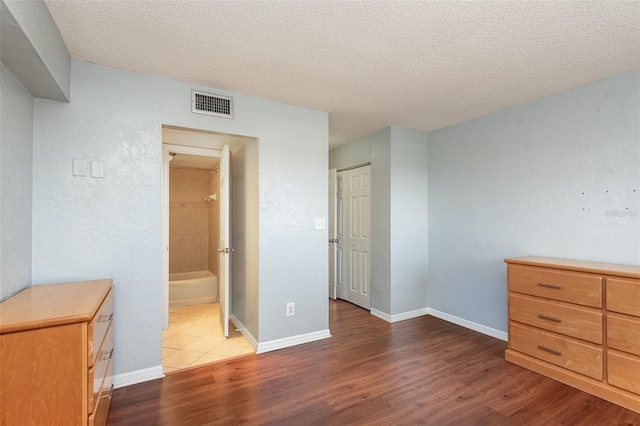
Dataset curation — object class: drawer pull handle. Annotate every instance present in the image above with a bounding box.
[538,345,561,356]
[537,313,562,323]
[101,385,114,399]
[537,282,561,289]
[98,313,113,323]
[101,348,114,361]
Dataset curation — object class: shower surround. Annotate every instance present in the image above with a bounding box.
[169,168,219,275]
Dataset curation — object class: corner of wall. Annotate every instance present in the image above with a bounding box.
[0,64,34,301]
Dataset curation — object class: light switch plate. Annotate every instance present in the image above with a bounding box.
[72,159,87,176]
[315,218,326,230]
[90,161,104,178]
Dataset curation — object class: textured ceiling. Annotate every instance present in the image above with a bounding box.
[45,1,640,148]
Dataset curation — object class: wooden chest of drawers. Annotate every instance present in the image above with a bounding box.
[505,257,640,414]
[0,279,114,425]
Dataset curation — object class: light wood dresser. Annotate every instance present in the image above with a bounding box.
[0,279,114,425]
[505,257,640,413]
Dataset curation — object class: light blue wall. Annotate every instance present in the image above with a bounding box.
[329,126,430,316]
[1,0,70,101]
[33,60,329,378]
[0,64,33,301]
[330,128,392,313]
[231,140,259,339]
[390,127,428,315]
[428,70,640,334]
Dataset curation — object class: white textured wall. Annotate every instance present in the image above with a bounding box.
[33,60,328,377]
[231,140,259,339]
[428,70,640,334]
[0,64,33,301]
[389,127,428,315]
[329,128,392,313]
[1,0,70,101]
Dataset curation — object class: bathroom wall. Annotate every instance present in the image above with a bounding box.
[169,168,213,274]
[208,170,219,275]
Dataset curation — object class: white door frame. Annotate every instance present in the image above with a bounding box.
[336,172,346,300]
[161,143,222,330]
[328,168,337,300]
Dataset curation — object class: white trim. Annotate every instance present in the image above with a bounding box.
[113,365,164,389]
[370,307,429,323]
[162,143,223,158]
[427,308,508,341]
[230,314,258,350]
[370,308,391,322]
[256,329,331,354]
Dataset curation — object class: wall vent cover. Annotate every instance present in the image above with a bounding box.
[191,90,234,118]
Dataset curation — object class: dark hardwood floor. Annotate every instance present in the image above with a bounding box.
[108,300,640,425]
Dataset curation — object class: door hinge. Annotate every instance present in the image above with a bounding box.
[218,248,235,254]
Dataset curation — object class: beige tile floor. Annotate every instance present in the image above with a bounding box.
[162,303,255,374]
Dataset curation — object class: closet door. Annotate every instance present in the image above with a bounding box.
[339,166,371,310]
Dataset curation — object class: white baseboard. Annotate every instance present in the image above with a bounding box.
[113,365,164,389]
[427,308,508,341]
[370,308,391,322]
[257,329,331,354]
[370,307,429,323]
[230,314,258,350]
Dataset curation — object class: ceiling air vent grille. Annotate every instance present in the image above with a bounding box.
[191,90,233,118]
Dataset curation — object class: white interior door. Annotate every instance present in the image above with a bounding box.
[340,165,371,310]
[336,173,346,300]
[329,168,337,300]
[219,144,231,337]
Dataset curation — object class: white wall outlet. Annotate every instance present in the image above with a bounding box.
[286,302,295,317]
[315,218,326,230]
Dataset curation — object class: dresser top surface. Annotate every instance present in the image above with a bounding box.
[505,256,640,279]
[0,279,113,334]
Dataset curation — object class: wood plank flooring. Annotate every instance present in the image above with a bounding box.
[108,300,640,425]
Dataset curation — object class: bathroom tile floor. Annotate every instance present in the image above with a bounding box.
[161,303,255,374]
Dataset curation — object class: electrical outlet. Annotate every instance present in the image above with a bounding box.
[286,302,295,317]
[315,218,326,230]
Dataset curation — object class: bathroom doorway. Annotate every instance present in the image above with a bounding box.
[160,127,258,374]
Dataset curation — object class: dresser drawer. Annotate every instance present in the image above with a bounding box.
[89,289,114,366]
[608,350,640,395]
[509,293,602,344]
[509,322,603,380]
[88,322,114,414]
[607,313,640,357]
[89,359,113,426]
[607,278,640,317]
[508,265,602,308]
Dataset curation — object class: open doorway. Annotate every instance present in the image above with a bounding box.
[160,126,258,373]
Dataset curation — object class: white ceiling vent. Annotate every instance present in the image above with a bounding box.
[191,90,233,118]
